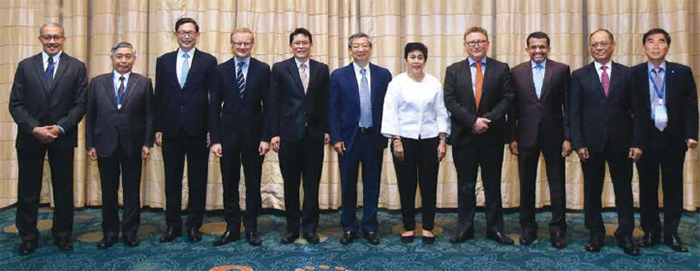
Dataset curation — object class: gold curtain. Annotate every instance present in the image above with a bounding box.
[1,0,698,212]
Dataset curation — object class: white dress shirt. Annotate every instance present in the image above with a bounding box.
[594,61,612,82]
[381,73,451,140]
[176,48,195,86]
[42,50,62,79]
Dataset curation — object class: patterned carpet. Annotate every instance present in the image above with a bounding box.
[0,206,698,271]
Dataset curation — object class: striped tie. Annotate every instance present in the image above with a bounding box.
[237,62,246,99]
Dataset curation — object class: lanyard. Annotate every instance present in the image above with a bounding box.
[648,70,665,101]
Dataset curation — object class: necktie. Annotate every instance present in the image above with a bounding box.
[301,63,309,93]
[652,67,666,131]
[117,76,125,110]
[359,68,372,128]
[474,62,484,110]
[601,65,610,97]
[180,53,190,88]
[534,64,544,99]
[45,57,56,85]
[236,62,246,99]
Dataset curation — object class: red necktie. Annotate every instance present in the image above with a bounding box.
[601,65,610,97]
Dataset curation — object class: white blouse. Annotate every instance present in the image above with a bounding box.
[381,72,450,140]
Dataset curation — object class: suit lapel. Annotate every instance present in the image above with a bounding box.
[586,63,607,99]
[102,74,119,109]
[167,50,181,90]
[47,54,69,95]
[461,61,476,110]
[286,58,305,96]
[607,62,620,100]
[32,54,49,94]
[540,62,554,101]
[183,49,203,90]
[122,74,140,107]
[307,60,318,97]
[479,58,497,109]
[524,63,539,101]
[242,59,257,100]
[346,64,360,109]
[369,63,381,106]
[664,62,674,108]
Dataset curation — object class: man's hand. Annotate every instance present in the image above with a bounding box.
[211,143,223,158]
[324,133,331,145]
[32,126,57,143]
[628,147,643,163]
[687,139,698,149]
[47,125,61,138]
[472,118,491,134]
[88,148,98,161]
[334,141,346,156]
[206,132,211,148]
[437,140,447,162]
[562,140,572,157]
[271,136,281,152]
[577,148,589,163]
[508,141,519,156]
[141,146,151,159]
[155,132,163,147]
[392,139,405,162]
[258,141,270,156]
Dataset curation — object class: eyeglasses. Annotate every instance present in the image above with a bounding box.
[292,41,311,47]
[39,35,64,41]
[465,39,488,47]
[232,41,253,47]
[590,42,611,49]
[177,31,197,37]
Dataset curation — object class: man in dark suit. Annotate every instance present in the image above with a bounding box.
[154,18,217,244]
[9,22,87,255]
[632,28,698,253]
[86,42,155,249]
[269,28,330,244]
[209,27,271,247]
[569,29,646,256]
[329,33,392,245]
[444,26,515,245]
[507,31,571,248]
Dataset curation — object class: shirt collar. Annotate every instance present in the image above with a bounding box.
[294,57,309,69]
[353,62,370,74]
[531,59,547,69]
[177,48,195,59]
[468,57,487,67]
[113,70,131,81]
[647,61,666,73]
[42,50,62,64]
[235,56,251,67]
[594,61,611,71]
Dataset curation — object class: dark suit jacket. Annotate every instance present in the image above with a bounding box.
[268,57,330,142]
[209,57,271,148]
[86,72,155,158]
[569,62,647,152]
[154,49,217,137]
[631,61,698,150]
[328,62,392,151]
[9,52,88,148]
[444,57,515,146]
[508,60,571,147]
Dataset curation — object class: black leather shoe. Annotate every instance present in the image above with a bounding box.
[400,234,415,244]
[187,228,202,243]
[519,231,537,246]
[159,227,181,243]
[616,235,640,256]
[55,236,73,251]
[303,232,320,244]
[213,230,241,246]
[340,231,356,245]
[246,231,262,246]
[638,232,661,248]
[550,232,566,249]
[280,231,299,244]
[124,236,140,247]
[449,230,474,243]
[664,234,688,253]
[363,231,380,245]
[486,231,514,245]
[97,236,118,249]
[422,235,436,244]
[585,236,604,252]
[18,241,38,255]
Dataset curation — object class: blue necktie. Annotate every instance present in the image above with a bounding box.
[534,64,544,99]
[180,53,190,88]
[44,57,56,82]
[359,68,372,128]
[237,62,246,99]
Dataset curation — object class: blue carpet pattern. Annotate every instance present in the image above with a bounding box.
[0,207,698,271]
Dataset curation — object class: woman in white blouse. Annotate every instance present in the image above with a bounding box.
[381,42,450,244]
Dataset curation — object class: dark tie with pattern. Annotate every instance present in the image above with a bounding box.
[237,62,245,99]
[117,76,125,110]
[45,57,56,87]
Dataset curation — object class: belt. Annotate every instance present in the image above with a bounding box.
[358,127,374,134]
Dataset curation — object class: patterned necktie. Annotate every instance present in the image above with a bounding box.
[301,63,309,93]
[474,62,484,110]
[236,62,246,99]
[601,65,610,97]
[359,68,372,128]
[45,56,56,85]
[180,53,190,88]
[652,67,666,131]
[534,64,544,99]
[117,76,125,110]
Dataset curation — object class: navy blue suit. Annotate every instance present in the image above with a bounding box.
[329,63,391,233]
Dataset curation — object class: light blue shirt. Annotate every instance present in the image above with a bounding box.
[113,70,131,100]
[531,60,546,99]
[234,56,251,81]
[647,61,667,119]
[468,57,487,96]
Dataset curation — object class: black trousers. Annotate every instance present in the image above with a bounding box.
[452,139,506,234]
[162,131,208,230]
[16,139,74,243]
[279,131,324,234]
[392,137,439,231]
[97,143,143,239]
[581,144,635,238]
[517,135,567,236]
[220,134,263,232]
[637,129,686,236]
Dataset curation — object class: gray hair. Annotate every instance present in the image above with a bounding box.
[347,33,372,48]
[110,41,137,57]
[39,22,65,36]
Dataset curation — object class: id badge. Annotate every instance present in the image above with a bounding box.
[655,104,668,123]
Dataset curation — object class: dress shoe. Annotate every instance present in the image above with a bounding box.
[585,236,604,252]
[519,231,537,246]
[187,228,202,243]
[97,236,118,249]
[486,231,514,245]
[664,234,688,252]
[422,235,436,244]
[340,231,356,245]
[124,236,141,247]
[18,241,38,255]
[280,231,299,244]
[159,227,181,243]
[400,234,415,244]
[550,232,566,249]
[55,236,73,251]
[638,232,661,248]
[246,231,262,246]
[449,230,474,243]
[213,230,241,246]
[616,235,640,256]
[303,232,320,244]
[363,231,380,245]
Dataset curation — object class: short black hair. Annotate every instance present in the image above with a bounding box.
[175,17,199,32]
[404,42,428,61]
[642,28,671,46]
[289,28,313,45]
[526,31,550,46]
